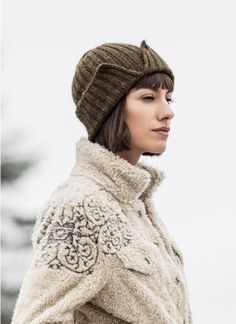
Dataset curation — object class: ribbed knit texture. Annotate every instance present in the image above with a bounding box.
[71,40,175,141]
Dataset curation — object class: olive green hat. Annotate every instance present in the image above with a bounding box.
[71,40,174,142]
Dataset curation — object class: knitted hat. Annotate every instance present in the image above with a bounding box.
[71,40,174,142]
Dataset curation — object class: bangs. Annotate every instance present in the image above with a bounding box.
[131,72,174,93]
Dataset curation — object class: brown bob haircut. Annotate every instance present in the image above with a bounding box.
[91,72,174,157]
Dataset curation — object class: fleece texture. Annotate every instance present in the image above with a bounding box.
[11,137,193,324]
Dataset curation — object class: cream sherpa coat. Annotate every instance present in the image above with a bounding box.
[11,137,193,324]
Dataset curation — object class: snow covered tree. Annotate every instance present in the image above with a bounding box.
[1,132,40,324]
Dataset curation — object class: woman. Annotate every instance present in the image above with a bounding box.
[11,40,193,323]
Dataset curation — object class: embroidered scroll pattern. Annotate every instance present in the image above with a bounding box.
[32,195,135,274]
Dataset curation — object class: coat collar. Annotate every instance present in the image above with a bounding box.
[70,137,166,203]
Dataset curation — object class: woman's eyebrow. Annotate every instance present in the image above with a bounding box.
[148,87,173,93]
[134,87,173,94]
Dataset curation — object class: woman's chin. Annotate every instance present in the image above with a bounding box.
[146,142,167,154]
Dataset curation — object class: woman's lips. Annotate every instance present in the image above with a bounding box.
[152,130,169,136]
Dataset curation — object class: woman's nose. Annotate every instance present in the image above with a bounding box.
[168,108,175,120]
[158,102,175,120]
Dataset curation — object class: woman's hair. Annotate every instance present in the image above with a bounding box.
[91,72,174,157]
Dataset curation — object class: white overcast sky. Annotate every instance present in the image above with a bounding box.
[2,0,236,323]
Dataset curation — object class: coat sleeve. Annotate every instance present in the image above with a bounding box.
[11,194,117,324]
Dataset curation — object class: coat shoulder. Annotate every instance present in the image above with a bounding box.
[31,176,137,274]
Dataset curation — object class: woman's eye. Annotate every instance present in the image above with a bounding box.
[167,98,175,104]
[142,96,175,104]
[143,96,154,101]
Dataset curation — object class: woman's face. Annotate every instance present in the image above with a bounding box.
[123,86,175,156]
